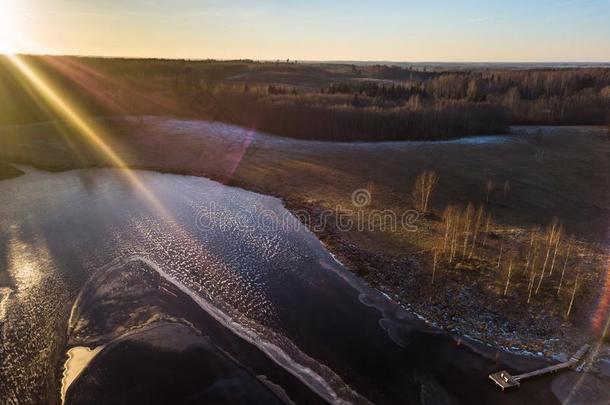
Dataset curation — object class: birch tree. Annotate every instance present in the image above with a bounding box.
[413,171,438,213]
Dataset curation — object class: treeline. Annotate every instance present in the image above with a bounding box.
[320,69,610,125]
[324,82,422,101]
[424,69,610,125]
[1,56,608,141]
[209,96,507,141]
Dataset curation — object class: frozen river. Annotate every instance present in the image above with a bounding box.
[0,167,563,404]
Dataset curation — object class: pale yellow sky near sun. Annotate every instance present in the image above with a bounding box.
[1,0,609,61]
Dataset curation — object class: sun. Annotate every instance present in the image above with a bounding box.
[0,1,20,54]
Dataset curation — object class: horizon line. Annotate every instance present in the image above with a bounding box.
[3,52,610,66]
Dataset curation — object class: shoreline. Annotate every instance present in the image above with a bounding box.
[1,121,608,370]
[7,161,607,367]
[280,198,587,358]
[60,346,103,404]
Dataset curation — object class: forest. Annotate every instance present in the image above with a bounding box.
[1,56,609,141]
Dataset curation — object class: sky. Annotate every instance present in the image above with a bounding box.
[1,0,610,62]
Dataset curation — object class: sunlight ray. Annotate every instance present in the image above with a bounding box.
[5,54,170,218]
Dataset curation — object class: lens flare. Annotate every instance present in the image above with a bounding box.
[0,0,21,54]
[5,54,169,218]
[0,16,15,53]
[592,256,610,333]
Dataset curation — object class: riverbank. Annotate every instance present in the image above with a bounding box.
[1,118,608,365]
[281,197,607,361]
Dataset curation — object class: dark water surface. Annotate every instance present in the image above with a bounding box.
[0,167,563,404]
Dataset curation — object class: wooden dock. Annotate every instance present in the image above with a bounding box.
[489,344,590,390]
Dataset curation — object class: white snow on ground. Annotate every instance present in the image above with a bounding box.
[140,116,517,151]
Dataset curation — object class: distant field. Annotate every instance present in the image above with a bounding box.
[325,61,610,70]
[1,55,609,141]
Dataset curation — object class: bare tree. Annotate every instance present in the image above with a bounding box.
[413,170,438,213]
[482,214,492,248]
[536,219,559,294]
[504,255,514,296]
[557,238,573,295]
[548,225,563,276]
[469,205,484,258]
[485,179,494,203]
[529,243,539,278]
[431,249,439,285]
[450,208,461,263]
[566,271,580,317]
[524,227,538,275]
[462,203,474,258]
[527,271,537,304]
[442,205,455,254]
[503,180,510,199]
[497,234,505,269]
